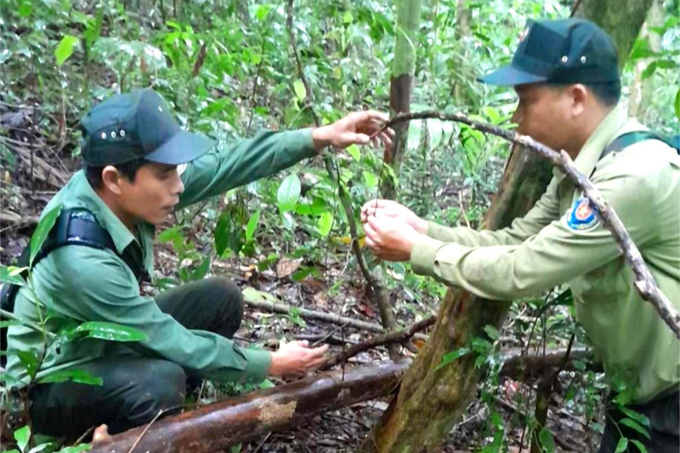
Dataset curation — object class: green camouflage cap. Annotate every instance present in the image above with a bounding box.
[80,88,215,166]
[480,18,620,86]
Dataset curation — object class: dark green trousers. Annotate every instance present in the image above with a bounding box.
[29,277,244,437]
[599,388,679,453]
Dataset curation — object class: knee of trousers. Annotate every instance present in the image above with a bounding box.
[132,360,187,416]
[206,277,244,317]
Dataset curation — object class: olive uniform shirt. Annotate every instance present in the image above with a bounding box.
[411,104,680,404]
[7,129,317,386]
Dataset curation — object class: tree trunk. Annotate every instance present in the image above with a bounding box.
[628,0,664,119]
[363,2,653,450]
[382,0,423,200]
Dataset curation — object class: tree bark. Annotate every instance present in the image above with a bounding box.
[382,0,423,200]
[88,361,410,453]
[363,2,653,450]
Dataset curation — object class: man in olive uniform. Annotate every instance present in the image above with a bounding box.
[361,19,679,452]
[6,88,392,436]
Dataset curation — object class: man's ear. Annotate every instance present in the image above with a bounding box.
[101,165,124,195]
[569,84,589,118]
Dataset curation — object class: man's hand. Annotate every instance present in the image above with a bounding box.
[312,111,394,151]
[361,199,428,234]
[269,340,328,377]
[362,211,424,261]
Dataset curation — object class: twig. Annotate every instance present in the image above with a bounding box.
[285,0,400,357]
[0,308,54,339]
[377,111,680,339]
[320,315,436,370]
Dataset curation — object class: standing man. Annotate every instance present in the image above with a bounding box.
[6,88,393,437]
[362,19,679,452]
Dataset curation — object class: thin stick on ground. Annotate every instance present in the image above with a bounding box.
[375,111,680,339]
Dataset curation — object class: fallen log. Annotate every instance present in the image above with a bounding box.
[89,360,411,453]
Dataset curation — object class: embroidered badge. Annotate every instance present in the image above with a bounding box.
[566,197,599,230]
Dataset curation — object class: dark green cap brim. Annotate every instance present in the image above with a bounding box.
[144,130,215,165]
[479,65,548,86]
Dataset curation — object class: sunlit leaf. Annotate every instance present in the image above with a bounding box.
[293,80,307,102]
[38,369,103,386]
[538,427,556,453]
[435,347,470,370]
[14,425,30,452]
[277,174,301,212]
[0,266,27,287]
[615,437,628,453]
[675,88,680,120]
[55,36,79,66]
[75,322,147,342]
[245,210,261,242]
[30,204,62,265]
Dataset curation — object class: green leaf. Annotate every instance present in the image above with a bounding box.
[674,88,680,120]
[620,418,651,440]
[630,439,648,453]
[55,35,80,66]
[259,378,275,389]
[17,350,38,377]
[58,445,93,453]
[38,369,103,386]
[346,144,361,161]
[641,61,657,80]
[28,444,53,453]
[538,427,556,453]
[75,322,147,342]
[242,287,278,303]
[245,210,261,242]
[30,204,63,266]
[435,347,470,370]
[363,171,379,188]
[620,407,650,428]
[255,4,272,21]
[15,425,30,452]
[293,80,307,102]
[483,324,499,340]
[190,256,211,281]
[343,11,353,24]
[215,211,231,257]
[18,1,32,17]
[0,266,28,287]
[316,212,333,237]
[615,437,628,453]
[277,174,301,212]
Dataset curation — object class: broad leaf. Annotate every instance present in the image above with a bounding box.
[620,407,650,428]
[17,350,38,377]
[293,80,306,102]
[0,266,27,287]
[435,347,470,370]
[346,144,361,161]
[30,204,63,266]
[190,256,211,281]
[615,437,628,453]
[277,174,301,212]
[538,427,556,453]
[58,445,93,453]
[38,369,103,386]
[75,321,147,342]
[14,425,30,452]
[55,35,79,66]
[620,418,651,440]
[630,439,648,453]
[317,212,333,237]
[245,210,261,242]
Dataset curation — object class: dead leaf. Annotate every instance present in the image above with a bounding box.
[313,291,329,309]
[276,257,302,279]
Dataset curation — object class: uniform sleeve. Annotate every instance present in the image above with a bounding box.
[425,175,562,247]
[410,169,657,300]
[53,247,271,383]
[177,129,316,209]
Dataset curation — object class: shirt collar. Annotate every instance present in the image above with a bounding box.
[553,103,628,180]
[66,171,138,255]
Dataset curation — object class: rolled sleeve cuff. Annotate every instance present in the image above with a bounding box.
[410,235,446,277]
[242,348,272,383]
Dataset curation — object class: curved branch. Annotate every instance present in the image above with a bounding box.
[377,111,680,339]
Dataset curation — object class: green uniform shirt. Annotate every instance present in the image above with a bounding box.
[411,105,680,403]
[7,129,317,386]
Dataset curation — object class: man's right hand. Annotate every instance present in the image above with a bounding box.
[269,340,329,377]
[361,199,428,235]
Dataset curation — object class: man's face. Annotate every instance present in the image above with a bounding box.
[117,163,184,225]
[511,83,573,152]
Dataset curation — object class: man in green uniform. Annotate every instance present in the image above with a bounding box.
[6,88,392,437]
[361,19,679,452]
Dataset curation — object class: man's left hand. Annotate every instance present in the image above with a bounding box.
[312,111,394,151]
[363,212,423,262]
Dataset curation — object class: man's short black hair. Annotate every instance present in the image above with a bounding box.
[585,81,621,107]
[85,158,149,189]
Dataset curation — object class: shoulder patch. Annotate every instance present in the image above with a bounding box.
[566,197,599,231]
